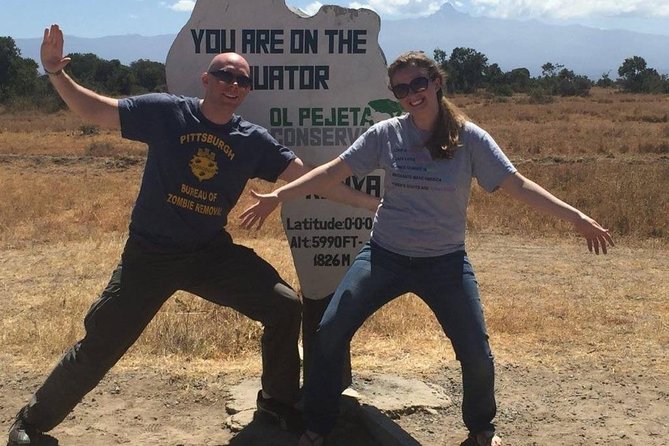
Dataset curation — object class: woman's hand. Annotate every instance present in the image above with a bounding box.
[573,213,615,254]
[239,190,280,230]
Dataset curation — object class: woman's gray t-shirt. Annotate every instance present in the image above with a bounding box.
[340,114,516,257]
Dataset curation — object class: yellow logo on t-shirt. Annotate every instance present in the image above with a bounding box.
[189,148,218,181]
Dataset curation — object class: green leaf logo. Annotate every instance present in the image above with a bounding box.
[368,99,403,118]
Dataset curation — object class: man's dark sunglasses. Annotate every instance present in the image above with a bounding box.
[390,76,429,99]
[208,69,253,89]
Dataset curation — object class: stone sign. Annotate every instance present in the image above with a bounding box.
[166,0,400,299]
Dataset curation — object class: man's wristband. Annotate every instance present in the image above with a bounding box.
[44,68,63,76]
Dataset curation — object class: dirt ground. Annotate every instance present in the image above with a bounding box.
[0,237,669,446]
[1,352,667,445]
[2,91,669,445]
[1,194,667,445]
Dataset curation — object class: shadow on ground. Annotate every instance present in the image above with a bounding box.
[228,396,414,446]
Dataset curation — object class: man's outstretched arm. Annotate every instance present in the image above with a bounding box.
[41,24,120,129]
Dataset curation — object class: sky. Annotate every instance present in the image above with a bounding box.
[2,0,669,39]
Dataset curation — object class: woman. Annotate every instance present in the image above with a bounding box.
[240,51,613,446]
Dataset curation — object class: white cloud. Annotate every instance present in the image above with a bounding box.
[168,0,195,12]
[348,0,448,18]
[302,1,324,15]
[162,0,669,24]
[329,0,669,19]
[461,0,669,20]
[299,0,445,18]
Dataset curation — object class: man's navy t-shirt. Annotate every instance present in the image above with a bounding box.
[118,93,295,252]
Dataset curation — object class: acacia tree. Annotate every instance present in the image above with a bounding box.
[0,36,39,102]
[484,63,505,88]
[505,67,531,93]
[446,47,489,93]
[1,39,168,109]
[617,56,666,93]
[67,54,166,96]
[596,72,615,88]
[434,47,489,93]
[130,59,167,93]
[541,62,567,78]
[618,56,648,92]
[555,68,592,96]
[433,48,448,67]
[67,53,128,94]
[539,62,591,96]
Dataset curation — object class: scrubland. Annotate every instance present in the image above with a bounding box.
[0,88,667,444]
[1,88,666,364]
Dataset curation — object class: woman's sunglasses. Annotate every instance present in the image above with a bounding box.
[208,69,253,89]
[389,76,429,99]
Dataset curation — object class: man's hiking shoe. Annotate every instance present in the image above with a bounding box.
[7,416,38,446]
[462,430,502,446]
[255,390,304,432]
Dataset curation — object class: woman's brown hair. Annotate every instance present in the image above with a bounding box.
[388,51,467,159]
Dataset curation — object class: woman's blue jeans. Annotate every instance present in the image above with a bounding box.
[304,241,496,435]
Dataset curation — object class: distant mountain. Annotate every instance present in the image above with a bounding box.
[14,33,176,66]
[379,4,669,78]
[13,4,669,79]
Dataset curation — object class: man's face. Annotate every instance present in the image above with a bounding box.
[203,53,252,109]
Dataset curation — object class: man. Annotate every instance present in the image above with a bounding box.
[7,24,377,445]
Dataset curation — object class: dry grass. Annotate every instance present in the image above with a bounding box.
[462,88,669,157]
[2,234,666,377]
[0,90,667,378]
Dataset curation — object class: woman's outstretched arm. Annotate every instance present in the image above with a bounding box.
[500,172,614,254]
[239,157,362,230]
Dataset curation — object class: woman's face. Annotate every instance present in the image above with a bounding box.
[390,65,442,118]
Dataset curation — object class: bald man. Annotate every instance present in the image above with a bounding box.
[7,25,377,446]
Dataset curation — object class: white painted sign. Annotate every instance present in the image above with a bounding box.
[166,0,400,299]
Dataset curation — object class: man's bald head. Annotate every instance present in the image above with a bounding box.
[207,52,250,76]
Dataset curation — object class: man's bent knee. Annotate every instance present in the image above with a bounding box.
[271,282,302,318]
